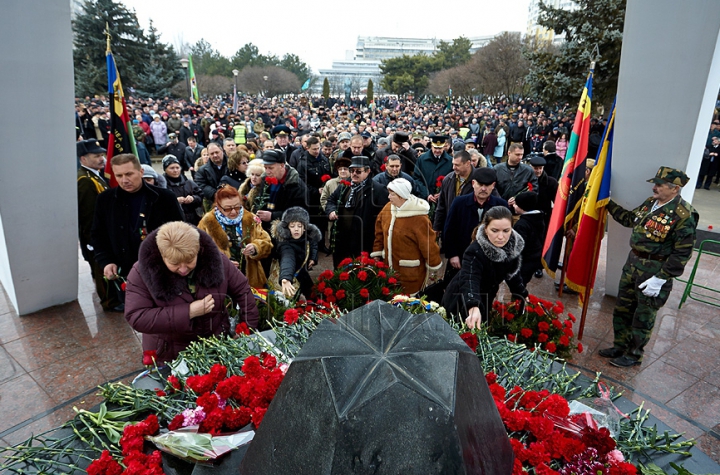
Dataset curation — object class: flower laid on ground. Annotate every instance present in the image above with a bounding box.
[87,414,162,475]
[485,372,637,475]
[487,295,581,359]
[389,294,446,319]
[314,252,403,311]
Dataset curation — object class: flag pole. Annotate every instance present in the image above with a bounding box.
[558,236,573,297]
[576,212,605,340]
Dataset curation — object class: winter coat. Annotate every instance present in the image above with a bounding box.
[412,150,453,196]
[184,144,204,172]
[442,225,528,320]
[125,228,259,364]
[513,211,546,285]
[372,172,428,208]
[482,132,498,157]
[296,151,332,206]
[433,171,474,233]
[443,193,511,260]
[543,153,564,181]
[77,167,108,262]
[91,182,184,276]
[271,220,321,283]
[164,174,203,225]
[493,129,506,158]
[493,163,539,201]
[149,120,167,146]
[195,159,229,203]
[252,166,308,232]
[374,146,418,176]
[372,198,442,295]
[197,209,272,289]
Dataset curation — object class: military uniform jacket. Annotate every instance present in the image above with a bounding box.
[607,196,698,280]
[77,167,108,261]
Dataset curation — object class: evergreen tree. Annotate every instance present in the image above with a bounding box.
[322,78,330,100]
[135,21,183,98]
[525,0,625,108]
[436,37,473,69]
[190,39,232,77]
[367,79,374,103]
[280,53,311,84]
[72,0,147,96]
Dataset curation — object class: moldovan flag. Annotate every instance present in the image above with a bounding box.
[189,54,199,103]
[541,68,594,277]
[566,101,615,300]
[104,45,137,187]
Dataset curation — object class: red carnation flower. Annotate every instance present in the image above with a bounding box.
[155,389,166,397]
[142,350,157,366]
[197,392,220,413]
[537,333,549,343]
[340,180,351,187]
[284,308,300,325]
[577,342,584,353]
[360,288,370,298]
[339,272,350,281]
[120,282,127,292]
[388,277,397,285]
[168,414,184,431]
[319,269,334,280]
[209,364,227,383]
[552,319,563,329]
[323,287,334,297]
[381,286,390,296]
[568,312,577,322]
[87,450,123,475]
[236,322,251,335]
[167,375,181,390]
[507,334,516,342]
[336,289,346,299]
[546,342,557,353]
[317,281,326,291]
[186,374,215,395]
[378,270,387,279]
[252,407,268,428]
[357,270,368,281]
[380,164,386,171]
[265,176,279,185]
[326,295,337,303]
[559,335,570,347]
[527,182,534,192]
[376,261,386,268]
[436,175,445,188]
[339,257,353,267]
[321,174,331,183]
[460,332,479,352]
[520,328,533,338]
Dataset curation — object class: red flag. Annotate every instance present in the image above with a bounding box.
[542,69,594,277]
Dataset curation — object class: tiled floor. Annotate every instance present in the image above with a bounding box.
[0,244,719,465]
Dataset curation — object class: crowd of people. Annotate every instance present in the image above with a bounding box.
[75,92,705,367]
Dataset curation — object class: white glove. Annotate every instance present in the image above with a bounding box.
[638,276,666,298]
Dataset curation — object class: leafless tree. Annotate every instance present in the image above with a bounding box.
[472,32,530,101]
[171,75,232,98]
[237,66,300,96]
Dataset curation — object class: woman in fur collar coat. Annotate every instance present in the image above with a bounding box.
[442,206,528,328]
[371,178,442,295]
[271,207,321,299]
[125,222,259,364]
[198,185,272,289]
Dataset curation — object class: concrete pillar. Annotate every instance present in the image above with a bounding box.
[606,0,720,296]
[0,0,78,314]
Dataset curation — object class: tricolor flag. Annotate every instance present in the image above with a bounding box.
[542,67,594,276]
[104,39,137,187]
[188,54,199,103]
[566,100,615,300]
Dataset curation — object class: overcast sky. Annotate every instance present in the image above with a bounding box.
[119,0,532,73]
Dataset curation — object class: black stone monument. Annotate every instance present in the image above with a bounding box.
[239,300,514,475]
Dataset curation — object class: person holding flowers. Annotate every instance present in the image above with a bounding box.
[442,206,528,328]
[125,221,259,364]
[270,207,321,299]
[372,178,442,295]
[198,185,272,289]
[494,143,538,201]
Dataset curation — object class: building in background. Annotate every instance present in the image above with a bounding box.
[526,0,578,43]
[316,35,496,96]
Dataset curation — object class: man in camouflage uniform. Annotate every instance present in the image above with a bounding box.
[600,167,698,367]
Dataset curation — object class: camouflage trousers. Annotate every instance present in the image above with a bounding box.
[612,253,673,360]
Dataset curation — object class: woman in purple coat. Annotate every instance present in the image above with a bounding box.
[125,221,259,364]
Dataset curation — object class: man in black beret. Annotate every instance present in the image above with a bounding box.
[325,156,384,267]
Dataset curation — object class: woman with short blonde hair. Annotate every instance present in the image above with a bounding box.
[155,221,200,264]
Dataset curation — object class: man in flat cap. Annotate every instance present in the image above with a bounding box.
[600,167,698,368]
[77,140,114,309]
[325,156,384,268]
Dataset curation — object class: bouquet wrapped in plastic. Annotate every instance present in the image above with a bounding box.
[146,426,254,463]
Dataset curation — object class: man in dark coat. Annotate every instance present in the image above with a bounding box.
[273,125,298,164]
[157,133,186,162]
[296,136,332,252]
[253,149,309,232]
[194,142,228,209]
[433,150,475,241]
[542,140,564,180]
[512,191,545,285]
[77,139,113,310]
[91,153,184,311]
[413,135,453,205]
[326,156,384,268]
[183,136,204,176]
[528,155,558,245]
[443,168,510,282]
[372,154,427,207]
